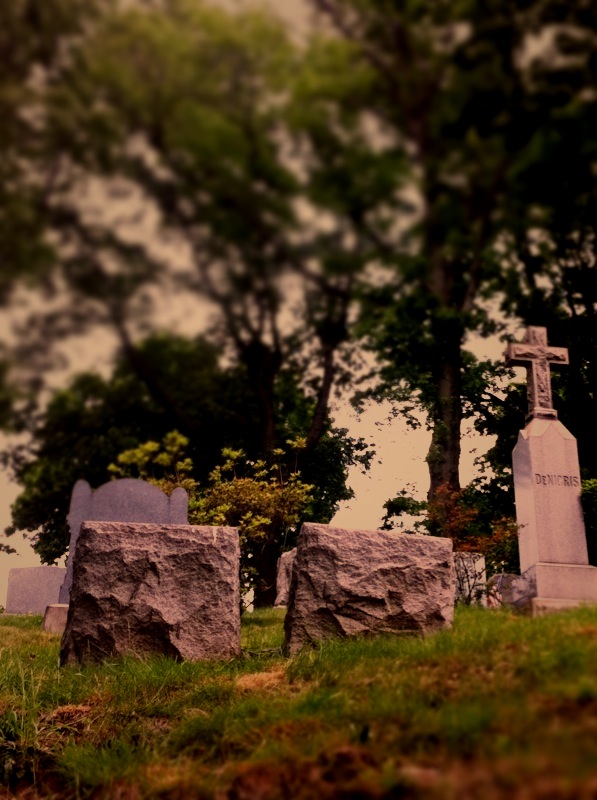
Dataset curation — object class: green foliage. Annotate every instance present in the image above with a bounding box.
[6,334,252,563]
[111,432,314,606]
[108,430,197,496]
[381,490,426,527]
[0,0,103,301]
[6,333,356,567]
[0,0,365,515]
[383,482,519,578]
[300,0,597,497]
[4,0,597,528]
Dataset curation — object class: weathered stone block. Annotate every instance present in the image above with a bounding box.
[5,567,66,614]
[486,573,533,611]
[60,522,240,665]
[525,562,597,603]
[284,523,455,655]
[274,549,296,607]
[42,604,69,633]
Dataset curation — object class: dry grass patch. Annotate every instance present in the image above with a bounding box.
[235,666,286,693]
[37,704,95,747]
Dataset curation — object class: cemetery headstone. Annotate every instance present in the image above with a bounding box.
[43,604,69,633]
[486,573,534,610]
[5,567,66,615]
[60,521,240,665]
[59,478,188,604]
[284,523,455,655]
[274,548,296,607]
[506,326,597,613]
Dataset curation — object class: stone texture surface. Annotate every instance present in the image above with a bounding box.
[274,549,296,607]
[512,418,588,571]
[486,573,534,611]
[524,562,597,602]
[60,522,240,665]
[5,567,66,614]
[532,597,592,615]
[60,478,188,603]
[284,523,455,655]
[42,604,69,633]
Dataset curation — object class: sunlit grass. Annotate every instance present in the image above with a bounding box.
[2,605,597,798]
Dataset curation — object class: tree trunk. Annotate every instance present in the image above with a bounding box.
[241,339,282,455]
[252,540,280,608]
[426,316,464,501]
[305,343,336,451]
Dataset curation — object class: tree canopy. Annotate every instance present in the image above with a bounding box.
[299,0,597,498]
[2,0,597,568]
[5,334,358,598]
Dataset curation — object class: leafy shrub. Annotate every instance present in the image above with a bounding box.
[110,431,313,606]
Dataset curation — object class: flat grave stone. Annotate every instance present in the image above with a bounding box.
[43,604,69,633]
[5,567,66,615]
[274,548,296,607]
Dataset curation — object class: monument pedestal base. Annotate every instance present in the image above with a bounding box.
[531,597,595,616]
[525,562,597,601]
[523,562,597,616]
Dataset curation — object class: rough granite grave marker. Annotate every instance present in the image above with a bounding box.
[59,478,188,604]
[284,523,455,655]
[506,326,597,613]
[60,521,240,665]
[274,548,296,607]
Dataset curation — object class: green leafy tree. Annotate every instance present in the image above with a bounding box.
[0,0,102,292]
[297,0,597,501]
[5,333,357,577]
[23,0,363,469]
[0,1,107,428]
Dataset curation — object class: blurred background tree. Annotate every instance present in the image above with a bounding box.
[301,0,597,502]
[1,0,372,589]
[6,333,361,604]
[2,0,597,585]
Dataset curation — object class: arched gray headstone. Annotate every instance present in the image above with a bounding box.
[59,478,188,603]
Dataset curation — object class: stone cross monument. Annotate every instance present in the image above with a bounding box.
[506,326,597,614]
[505,326,568,420]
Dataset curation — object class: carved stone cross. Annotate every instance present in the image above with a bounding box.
[505,327,568,420]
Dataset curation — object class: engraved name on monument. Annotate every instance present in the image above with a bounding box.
[506,327,596,612]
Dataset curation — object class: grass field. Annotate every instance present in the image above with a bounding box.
[2,605,597,798]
